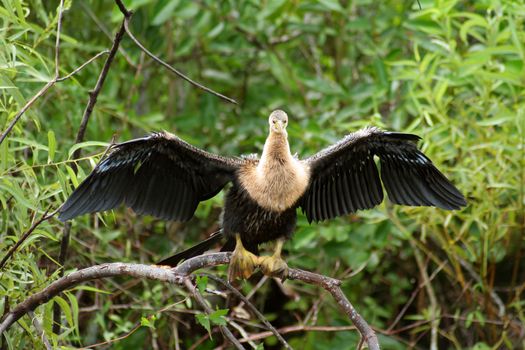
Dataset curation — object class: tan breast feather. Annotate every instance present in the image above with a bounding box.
[238,134,310,212]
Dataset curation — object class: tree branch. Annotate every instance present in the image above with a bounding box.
[287,268,380,350]
[71,20,128,157]
[0,253,380,349]
[113,0,237,105]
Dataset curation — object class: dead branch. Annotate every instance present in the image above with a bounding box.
[0,253,380,349]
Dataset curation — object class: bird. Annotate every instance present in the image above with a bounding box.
[59,110,467,280]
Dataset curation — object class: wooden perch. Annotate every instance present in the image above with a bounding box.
[0,253,380,349]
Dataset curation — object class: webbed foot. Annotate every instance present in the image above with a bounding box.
[228,235,259,281]
[259,238,288,280]
[259,255,289,280]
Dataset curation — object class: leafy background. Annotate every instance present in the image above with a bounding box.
[1,0,524,349]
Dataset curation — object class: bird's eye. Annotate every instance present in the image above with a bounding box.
[272,120,276,124]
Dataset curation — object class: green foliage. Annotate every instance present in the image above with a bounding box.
[195,308,229,339]
[1,0,524,349]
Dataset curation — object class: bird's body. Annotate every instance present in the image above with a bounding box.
[59,110,466,279]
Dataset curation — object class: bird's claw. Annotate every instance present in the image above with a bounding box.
[228,247,259,281]
[259,255,288,281]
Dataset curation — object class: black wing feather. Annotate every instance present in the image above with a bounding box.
[59,132,242,222]
[301,127,466,223]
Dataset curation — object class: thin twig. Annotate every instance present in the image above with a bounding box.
[0,2,110,145]
[0,208,58,269]
[228,320,258,349]
[203,273,292,350]
[28,311,53,350]
[183,278,245,350]
[458,256,506,317]
[56,50,110,82]
[72,19,127,158]
[387,260,447,332]
[411,241,439,350]
[0,81,54,145]
[238,325,356,343]
[113,0,237,105]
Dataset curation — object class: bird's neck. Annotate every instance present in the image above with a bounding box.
[260,130,292,167]
[237,129,309,212]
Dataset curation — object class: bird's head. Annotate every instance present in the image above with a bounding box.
[269,110,288,134]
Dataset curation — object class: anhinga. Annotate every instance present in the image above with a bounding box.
[59,110,466,280]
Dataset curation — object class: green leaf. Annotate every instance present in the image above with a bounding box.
[196,275,208,293]
[68,141,109,158]
[152,0,180,26]
[47,130,56,163]
[317,0,344,13]
[195,313,211,337]
[140,315,156,329]
[54,296,74,329]
[209,308,228,326]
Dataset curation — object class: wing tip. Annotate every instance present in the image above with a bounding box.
[57,211,70,222]
[384,131,422,142]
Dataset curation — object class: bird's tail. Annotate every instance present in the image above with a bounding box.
[157,231,225,267]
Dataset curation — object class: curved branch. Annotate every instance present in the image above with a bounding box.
[0,253,380,350]
[287,269,380,350]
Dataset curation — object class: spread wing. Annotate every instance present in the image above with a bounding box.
[300,127,466,223]
[59,131,243,222]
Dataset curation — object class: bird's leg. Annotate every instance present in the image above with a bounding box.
[259,238,288,280]
[228,234,259,281]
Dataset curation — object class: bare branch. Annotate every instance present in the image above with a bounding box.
[239,325,356,343]
[113,0,237,105]
[72,19,128,157]
[287,268,380,350]
[0,253,380,349]
[56,50,110,82]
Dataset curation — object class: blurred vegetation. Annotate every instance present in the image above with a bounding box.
[1,0,524,349]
